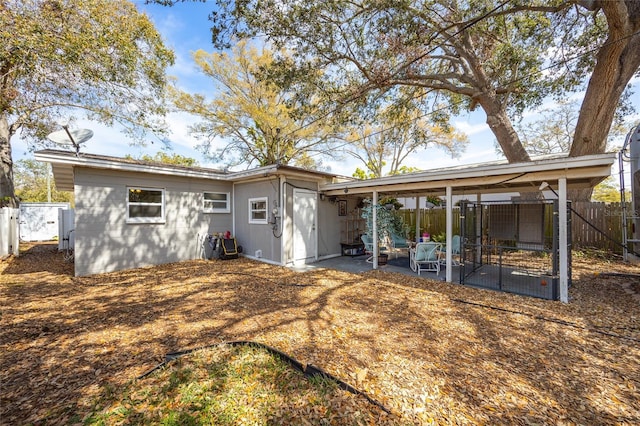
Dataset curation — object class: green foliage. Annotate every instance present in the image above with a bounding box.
[170,40,340,169]
[345,99,468,177]
[125,152,199,167]
[14,159,73,204]
[361,198,408,253]
[379,196,403,210]
[1,0,175,206]
[352,167,368,179]
[83,344,379,425]
[425,195,442,207]
[203,0,592,162]
[393,165,423,175]
[1,0,174,141]
[591,176,626,203]
[511,99,630,157]
[430,232,446,243]
[203,0,639,167]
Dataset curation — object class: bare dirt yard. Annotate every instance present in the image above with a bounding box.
[1,243,639,425]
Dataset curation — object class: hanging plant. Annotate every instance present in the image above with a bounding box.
[361,198,408,255]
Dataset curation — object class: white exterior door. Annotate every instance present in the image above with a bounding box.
[292,189,317,264]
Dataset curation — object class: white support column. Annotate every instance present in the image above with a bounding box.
[446,186,453,282]
[559,178,568,303]
[373,191,379,269]
[415,196,421,243]
[281,177,286,264]
[476,192,482,265]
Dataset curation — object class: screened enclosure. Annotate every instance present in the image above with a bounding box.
[459,200,571,300]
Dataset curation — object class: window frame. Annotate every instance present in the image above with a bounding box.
[248,196,268,224]
[203,191,230,213]
[126,186,165,224]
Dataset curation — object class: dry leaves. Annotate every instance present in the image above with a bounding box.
[1,243,639,425]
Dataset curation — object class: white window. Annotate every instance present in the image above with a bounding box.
[249,197,268,224]
[127,187,165,223]
[203,192,230,213]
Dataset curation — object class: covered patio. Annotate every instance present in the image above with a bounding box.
[320,153,616,302]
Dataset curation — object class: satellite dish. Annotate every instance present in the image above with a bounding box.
[47,127,93,155]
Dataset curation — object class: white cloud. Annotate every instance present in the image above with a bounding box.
[453,120,490,136]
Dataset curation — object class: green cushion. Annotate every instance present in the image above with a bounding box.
[415,245,427,261]
[415,243,436,261]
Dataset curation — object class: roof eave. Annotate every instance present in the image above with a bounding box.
[319,153,616,196]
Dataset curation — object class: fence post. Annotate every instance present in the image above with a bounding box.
[0,207,20,257]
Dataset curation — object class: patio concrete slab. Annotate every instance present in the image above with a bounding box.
[288,253,453,281]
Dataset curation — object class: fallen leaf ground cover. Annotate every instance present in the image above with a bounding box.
[85,343,397,425]
[1,243,639,425]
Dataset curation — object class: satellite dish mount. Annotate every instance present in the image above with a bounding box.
[46,125,93,156]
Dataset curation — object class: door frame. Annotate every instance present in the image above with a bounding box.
[292,188,318,264]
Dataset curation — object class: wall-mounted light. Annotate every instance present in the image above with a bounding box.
[539,181,559,197]
[344,188,349,194]
[319,193,326,201]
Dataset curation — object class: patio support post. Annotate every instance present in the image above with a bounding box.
[445,185,453,282]
[281,176,286,264]
[476,193,482,265]
[559,178,568,303]
[415,196,421,243]
[373,190,379,269]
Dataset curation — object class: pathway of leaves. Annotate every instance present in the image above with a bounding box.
[1,243,639,424]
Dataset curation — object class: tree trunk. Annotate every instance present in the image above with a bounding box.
[0,114,18,208]
[480,94,531,163]
[569,0,640,200]
[570,33,640,157]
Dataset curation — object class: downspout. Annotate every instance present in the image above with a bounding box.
[280,176,286,265]
[232,183,236,238]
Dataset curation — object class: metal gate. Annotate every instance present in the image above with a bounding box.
[459,200,571,301]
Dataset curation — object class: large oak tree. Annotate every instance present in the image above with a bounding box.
[198,1,638,177]
[0,0,174,207]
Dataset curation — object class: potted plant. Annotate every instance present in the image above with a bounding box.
[361,198,407,265]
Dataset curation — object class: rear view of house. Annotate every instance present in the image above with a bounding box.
[35,150,350,276]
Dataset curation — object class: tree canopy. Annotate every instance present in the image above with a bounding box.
[13,158,72,204]
[591,176,627,202]
[201,0,639,177]
[346,104,468,178]
[170,41,342,169]
[125,152,200,167]
[1,0,175,207]
[512,99,632,157]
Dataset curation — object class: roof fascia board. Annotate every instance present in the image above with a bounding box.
[35,151,228,181]
[320,154,616,193]
[228,165,336,183]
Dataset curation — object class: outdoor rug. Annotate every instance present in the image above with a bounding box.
[386,256,410,268]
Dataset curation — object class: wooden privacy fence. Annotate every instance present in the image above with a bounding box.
[398,202,628,254]
[570,202,627,253]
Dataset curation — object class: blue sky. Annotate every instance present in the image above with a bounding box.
[11,1,640,181]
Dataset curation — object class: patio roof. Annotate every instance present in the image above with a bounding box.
[319,153,616,198]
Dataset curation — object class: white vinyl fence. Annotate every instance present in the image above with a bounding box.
[19,202,70,242]
[0,207,20,257]
[58,208,75,251]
